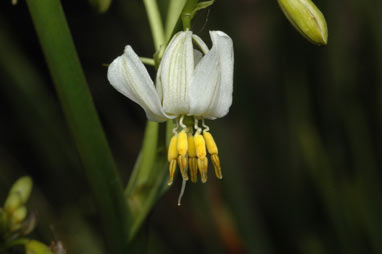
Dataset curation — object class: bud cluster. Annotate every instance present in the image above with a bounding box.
[1,176,34,235]
[0,176,64,254]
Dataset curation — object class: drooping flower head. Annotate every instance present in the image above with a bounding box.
[107,30,234,200]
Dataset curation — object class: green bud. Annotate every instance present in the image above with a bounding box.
[9,176,33,204]
[11,206,27,225]
[278,0,328,45]
[26,240,53,254]
[4,192,23,213]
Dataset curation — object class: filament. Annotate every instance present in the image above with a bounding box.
[202,119,210,132]
[179,115,186,129]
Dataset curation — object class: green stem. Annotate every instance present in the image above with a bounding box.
[181,0,198,30]
[140,57,155,66]
[165,0,188,41]
[124,1,175,244]
[143,0,165,51]
[25,0,128,253]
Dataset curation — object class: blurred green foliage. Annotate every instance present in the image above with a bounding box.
[0,0,379,253]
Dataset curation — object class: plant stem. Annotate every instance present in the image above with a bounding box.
[143,0,165,51]
[25,0,129,253]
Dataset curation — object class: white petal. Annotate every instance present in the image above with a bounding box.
[193,49,203,66]
[107,45,172,122]
[188,31,234,119]
[157,31,194,115]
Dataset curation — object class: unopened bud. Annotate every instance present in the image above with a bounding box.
[278,0,328,45]
[26,240,53,254]
[11,206,27,226]
[9,176,33,204]
[4,192,23,214]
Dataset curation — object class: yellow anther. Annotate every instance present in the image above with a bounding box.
[203,131,223,180]
[168,160,177,186]
[189,157,198,183]
[198,157,208,183]
[178,155,189,181]
[211,154,223,179]
[187,135,196,158]
[188,134,198,182]
[203,131,218,155]
[168,135,178,186]
[194,133,206,159]
[177,131,188,156]
[168,135,178,161]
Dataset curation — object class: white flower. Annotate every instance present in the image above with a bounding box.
[107,30,234,197]
[107,30,233,122]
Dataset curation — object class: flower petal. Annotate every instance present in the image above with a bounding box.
[188,31,234,119]
[107,45,171,122]
[157,31,194,115]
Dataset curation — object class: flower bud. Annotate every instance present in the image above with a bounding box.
[26,240,53,254]
[278,0,328,45]
[4,192,23,214]
[9,176,33,204]
[11,206,27,225]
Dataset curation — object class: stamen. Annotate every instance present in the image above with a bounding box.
[211,154,223,179]
[194,132,208,183]
[177,130,188,156]
[172,119,179,134]
[203,131,218,154]
[177,130,188,180]
[203,131,223,180]
[194,118,202,133]
[189,158,198,182]
[168,160,177,185]
[202,119,210,132]
[177,179,187,206]
[194,133,206,159]
[188,134,198,182]
[179,115,186,129]
[167,135,178,185]
[194,118,199,130]
[198,157,208,183]
[178,155,189,181]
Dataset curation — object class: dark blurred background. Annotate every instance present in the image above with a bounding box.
[0,0,380,253]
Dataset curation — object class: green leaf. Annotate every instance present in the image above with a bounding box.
[192,0,215,16]
[181,0,215,29]
[25,0,128,253]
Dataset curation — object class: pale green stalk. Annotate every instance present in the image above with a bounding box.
[140,57,155,66]
[165,0,187,40]
[124,0,182,243]
[143,0,165,50]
